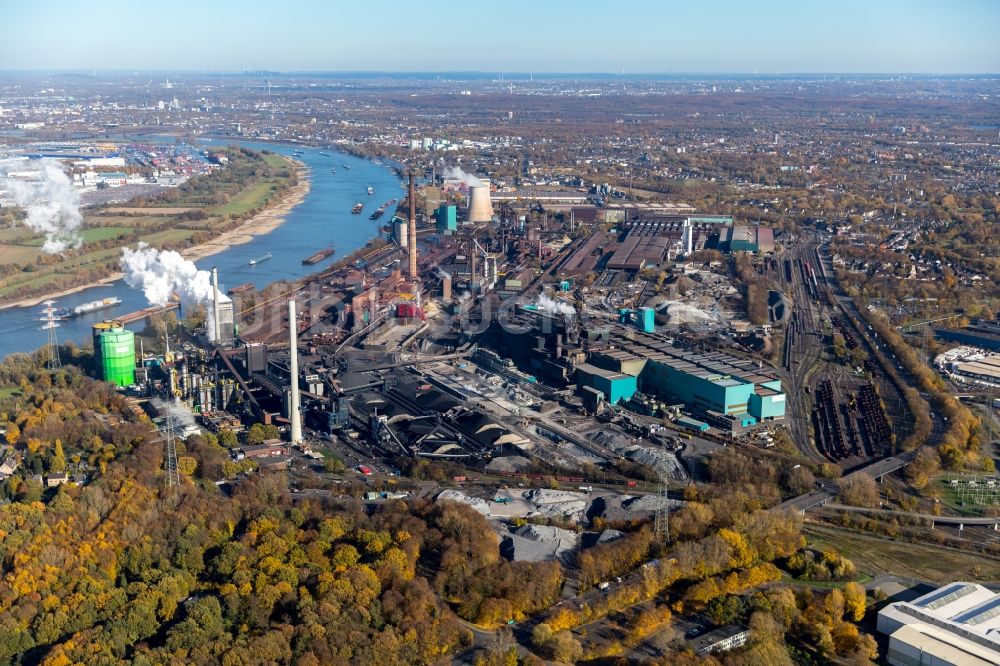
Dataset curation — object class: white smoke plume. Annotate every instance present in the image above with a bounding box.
[120,242,213,307]
[536,293,576,317]
[443,165,483,187]
[1,158,83,253]
[150,397,197,433]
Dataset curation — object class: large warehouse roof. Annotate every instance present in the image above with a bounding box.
[878,582,1000,665]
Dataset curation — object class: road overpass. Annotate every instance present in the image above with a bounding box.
[775,451,916,514]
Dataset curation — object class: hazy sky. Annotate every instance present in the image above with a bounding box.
[2,0,998,73]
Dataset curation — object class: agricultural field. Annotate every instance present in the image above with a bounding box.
[213,180,279,217]
[137,228,197,245]
[0,244,41,266]
[22,226,136,247]
[85,214,169,228]
[0,228,33,243]
[106,207,198,215]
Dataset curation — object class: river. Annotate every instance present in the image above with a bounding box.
[0,140,403,359]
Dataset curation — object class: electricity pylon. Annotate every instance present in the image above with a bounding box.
[164,400,180,488]
[653,462,671,545]
[40,300,62,370]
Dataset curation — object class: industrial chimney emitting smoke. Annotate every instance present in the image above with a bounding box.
[468,180,493,223]
[407,170,418,279]
[288,299,302,444]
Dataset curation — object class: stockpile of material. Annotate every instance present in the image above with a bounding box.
[500,523,578,562]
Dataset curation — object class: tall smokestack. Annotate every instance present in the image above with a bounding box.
[288,300,302,444]
[211,267,221,344]
[408,170,418,279]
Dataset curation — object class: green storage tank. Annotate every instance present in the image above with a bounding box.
[99,327,136,387]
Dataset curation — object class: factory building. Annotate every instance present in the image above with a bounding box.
[936,320,1000,353]
[712,225,775,254]
[436,204,457,233]
[878,582,1000,665]
[208,268,235,346]
[486,308,783,424]
[209,294,235,345]
[588,331,786,423]
[618,307,656,333]
[944,353,1000,388]
[575,363,638,405]
[606,216,739,270]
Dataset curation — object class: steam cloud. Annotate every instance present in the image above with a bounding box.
[536,293,576,316]
[1,158,83,253]
[120,242,213,307]
[150,397,197,432]
[443,165,483,187]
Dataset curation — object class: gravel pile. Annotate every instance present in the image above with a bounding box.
[485,456,533,473]
[597,529,624,543]
[625,446,688,481]
[624,494,684,513]
[436,489,491,516]
[500,523,579,562]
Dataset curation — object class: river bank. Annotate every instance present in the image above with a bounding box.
[0,142,401,360]
[1,160,310,310]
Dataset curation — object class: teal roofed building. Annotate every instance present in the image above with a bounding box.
[584,331,787,423]
[436,204,457,233]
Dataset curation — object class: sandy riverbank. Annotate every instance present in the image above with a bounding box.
[1,161,311,310]
[180,165,310,262]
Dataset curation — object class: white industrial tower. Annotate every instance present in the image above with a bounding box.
[40,300,62,370]
[211,267,222,343]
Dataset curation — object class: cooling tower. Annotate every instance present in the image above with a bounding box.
[468,183,493,223]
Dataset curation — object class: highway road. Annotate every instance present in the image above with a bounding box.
[820,503,1000,527]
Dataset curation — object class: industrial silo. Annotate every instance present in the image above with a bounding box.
[98,326,136,386]
[393,216,408,248]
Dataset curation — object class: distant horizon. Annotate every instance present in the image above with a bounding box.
[2,69,998,78]
[3,0,998,74]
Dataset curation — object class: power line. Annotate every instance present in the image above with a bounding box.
[164,400,180,488]
[653,462,671,545]
[39,300,62,370]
